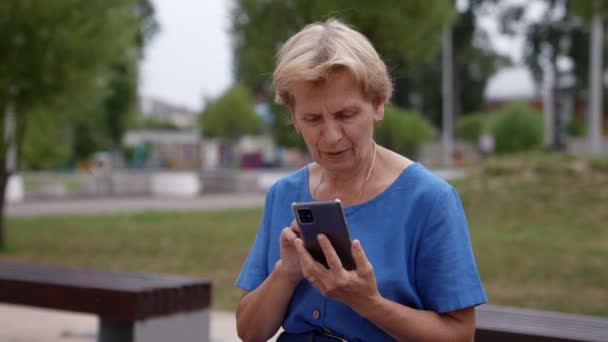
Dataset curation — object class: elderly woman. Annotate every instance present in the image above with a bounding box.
[236,18,486,341]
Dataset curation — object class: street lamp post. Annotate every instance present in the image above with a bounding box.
[589,0,604,155]
[442,25,454,168]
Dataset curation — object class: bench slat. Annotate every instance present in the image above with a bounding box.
[0,261,211,321]
[476,305,608,342]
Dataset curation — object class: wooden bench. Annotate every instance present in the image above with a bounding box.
[0,260,212,342]
[476,304,608,342]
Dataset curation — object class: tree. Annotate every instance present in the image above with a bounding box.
[403,1,508,126]
[21,107,71,170]
[0,0,149,249]
[498,0,607,151]
[200,84,263,165]
[231,1,455,150]
[230,0,507,151]
[101,0,159,159]
[231,1,455,90]
[17,1,158,169]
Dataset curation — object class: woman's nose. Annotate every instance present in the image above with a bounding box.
[322,120,343,144]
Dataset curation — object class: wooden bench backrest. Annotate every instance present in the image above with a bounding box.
[476,304,608,342]
[0,261,211,321]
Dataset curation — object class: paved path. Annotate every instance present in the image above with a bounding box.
[6,168,464,218]
[0,303,282,342]
[6,193,266,217]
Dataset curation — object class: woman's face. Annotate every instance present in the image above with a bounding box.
[290,70,384,174]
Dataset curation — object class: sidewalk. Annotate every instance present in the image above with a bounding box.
[6,168,464,218]
[0,303,281,342]
[6,193,266,217]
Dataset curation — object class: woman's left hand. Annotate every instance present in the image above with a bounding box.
[294,234,380,312]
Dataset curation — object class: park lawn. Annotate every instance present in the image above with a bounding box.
[1,153,607,316]
[1,209,263,313]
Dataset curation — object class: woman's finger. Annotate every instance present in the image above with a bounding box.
[295,239,327,282]
[351,239,373,276]
[317,234,344,271]
[280,227,297,243]
[294,239,314,266]
[289,219,301,236]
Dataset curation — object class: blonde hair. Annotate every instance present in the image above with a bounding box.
[273,18,392,107]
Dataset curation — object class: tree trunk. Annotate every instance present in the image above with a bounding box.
[0,169,7,250]
[1,88,17,251]
[543,65,555,148]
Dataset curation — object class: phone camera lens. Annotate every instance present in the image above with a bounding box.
[298,209,314,223]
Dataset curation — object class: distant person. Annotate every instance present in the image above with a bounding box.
[236,18,486,341]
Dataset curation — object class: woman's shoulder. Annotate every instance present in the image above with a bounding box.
[266,165,309,195]
[380,147,451,192]
[383,157,456,206]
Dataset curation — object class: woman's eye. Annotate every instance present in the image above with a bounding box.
[303,115,321,122]
[339,111,356,119]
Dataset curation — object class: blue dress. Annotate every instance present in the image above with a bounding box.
[236,163,487,341]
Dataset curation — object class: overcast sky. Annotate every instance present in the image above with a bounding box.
[139,0,233,112]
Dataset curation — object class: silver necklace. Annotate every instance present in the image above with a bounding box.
[313,141,377,204]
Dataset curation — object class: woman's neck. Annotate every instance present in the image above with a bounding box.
[314,143,379,204]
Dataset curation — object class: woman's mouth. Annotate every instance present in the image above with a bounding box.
[325,149,348,159]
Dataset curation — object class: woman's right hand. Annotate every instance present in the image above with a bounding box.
[277,220,303,282]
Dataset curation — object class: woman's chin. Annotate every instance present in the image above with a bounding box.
[318,158,355,174]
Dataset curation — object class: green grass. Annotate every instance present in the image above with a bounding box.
[1,209,262,311]
[454,153,608,316]
[1,153,607,316]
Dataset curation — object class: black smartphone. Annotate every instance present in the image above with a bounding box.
[291,199,356,270]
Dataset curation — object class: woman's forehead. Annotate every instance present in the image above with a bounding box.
[291,72,366,110]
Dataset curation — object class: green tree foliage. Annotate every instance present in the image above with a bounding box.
[8,1,157,169]
[498,0,608,106]
[200,84,262,141]
[491,103,544,154]
[21,108,71,170]
[0,0,153,249]
[570,0,608,22]
[374,105,435,157]
[456,112,490,144]
[401,1,508,126]
[498,0,608,150]
[231,0,508,133]
[101,1,158,153]
[231,1,456,89]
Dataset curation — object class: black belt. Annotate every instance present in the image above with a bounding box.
[277,331,349,342]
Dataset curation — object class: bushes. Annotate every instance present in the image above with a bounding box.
[566,119,587,137]
[490,103,544,154]
[374,105,435,157]
[456,112,489,144]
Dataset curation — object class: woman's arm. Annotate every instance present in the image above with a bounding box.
[355,296,475,342]
[295,235,476,341]
[236,260,301,342]
[237,224,304,342]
